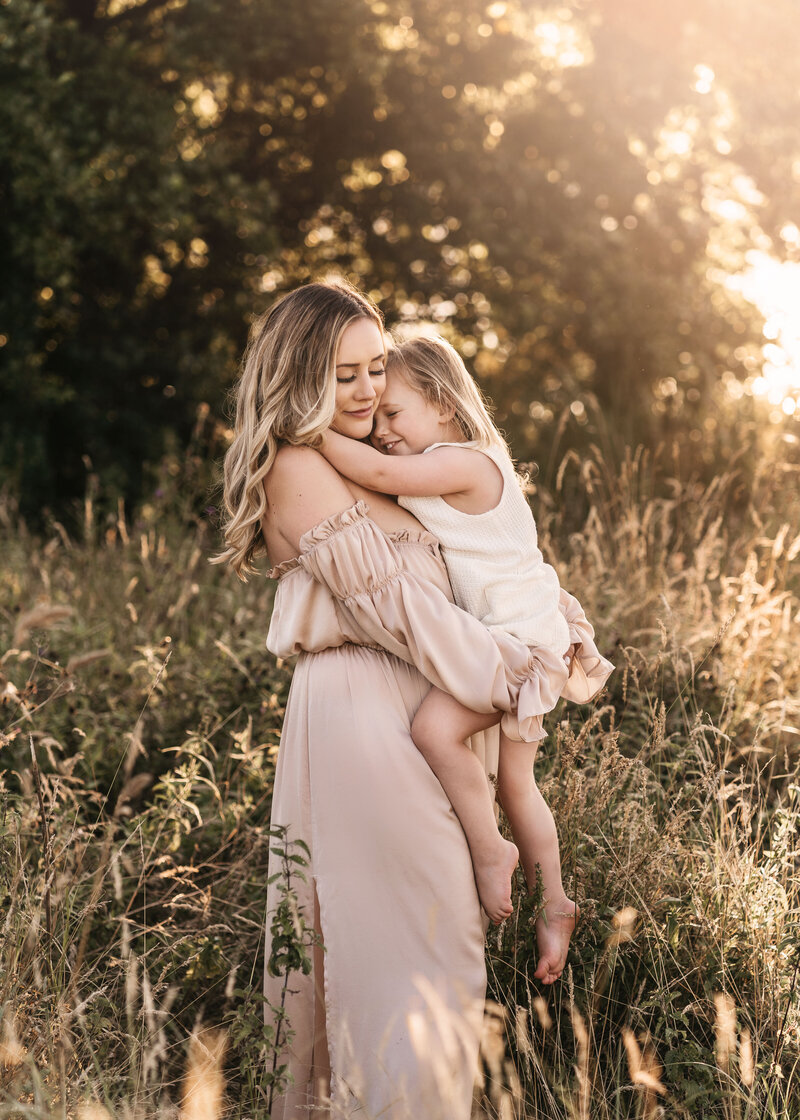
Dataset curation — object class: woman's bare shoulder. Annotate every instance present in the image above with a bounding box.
[268,444,353,496]
[265,445,358,552]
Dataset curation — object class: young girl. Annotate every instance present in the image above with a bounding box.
[320,333,612,984]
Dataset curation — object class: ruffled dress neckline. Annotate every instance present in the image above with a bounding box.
[267,499,439,580]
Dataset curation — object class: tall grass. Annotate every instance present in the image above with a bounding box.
[1,443,798,1118]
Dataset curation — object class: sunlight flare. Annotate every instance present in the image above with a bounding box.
[726,251,800,413]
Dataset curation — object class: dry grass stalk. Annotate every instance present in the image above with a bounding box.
[0,671,31,720]
[513,1007,534,1063]
[594,906,640,1013]
[116,496,130,545]
[180,1028,228,1120]
[503,1056,523,1117]
[66,648,112,674]
[68,651,170,998]
[13,603,73,646]
[115,771,154,815]
[0,1013,27,1067]
[623,1029,666,1119]
[406,978,485,1117]
[28,734,53,950]
[125,952,139,1031]
[479,1000,508,1112]
[570,1008,591,1120]
[77,1104,114,1120]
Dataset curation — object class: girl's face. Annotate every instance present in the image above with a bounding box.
[371,365,453,455]
[331,318,386,439]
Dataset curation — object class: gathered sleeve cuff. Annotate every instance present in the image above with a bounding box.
[501,587,614,741]
[557,587,614,703]
[296,502,533,717]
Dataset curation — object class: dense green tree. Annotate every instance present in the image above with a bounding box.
[1,0,798,517]
[0,0,278,509]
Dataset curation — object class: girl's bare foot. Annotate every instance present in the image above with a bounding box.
[474,839,519,924]
[533,896,579,983]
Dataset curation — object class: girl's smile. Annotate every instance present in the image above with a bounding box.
[371,366,457,455]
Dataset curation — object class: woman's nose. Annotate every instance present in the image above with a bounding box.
[354,370,377,400]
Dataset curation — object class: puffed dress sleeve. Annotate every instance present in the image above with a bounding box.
[558,587,615,703]
[296,501,539,718]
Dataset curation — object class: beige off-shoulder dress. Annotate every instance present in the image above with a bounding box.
[263,501,612,1119]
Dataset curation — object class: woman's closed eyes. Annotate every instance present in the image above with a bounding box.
[336,367,386,384]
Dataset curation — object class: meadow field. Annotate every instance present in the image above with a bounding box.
[1,441,798,1119]
[3,0,800,1112]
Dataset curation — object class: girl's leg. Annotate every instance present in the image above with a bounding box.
[411,688,518,923]
[496,733,578,984]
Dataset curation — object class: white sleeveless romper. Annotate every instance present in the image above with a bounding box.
[397,441,571,657]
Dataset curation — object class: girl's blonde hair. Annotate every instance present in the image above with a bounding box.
[386,334,506,452]
[214,278,384,578]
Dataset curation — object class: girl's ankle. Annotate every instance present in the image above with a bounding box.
[544,892,575,916]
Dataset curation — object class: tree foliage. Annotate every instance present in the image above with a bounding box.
[1,0,798,515]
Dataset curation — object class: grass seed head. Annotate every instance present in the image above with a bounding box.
[608,906,639,948]
[739,1027,754,1087]
[532,996,553,1031]
[714,993,737,1074]
[180,1028,228,1120]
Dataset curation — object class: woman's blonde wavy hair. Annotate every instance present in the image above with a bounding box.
[386,334,507,452]
[213,278,384,579]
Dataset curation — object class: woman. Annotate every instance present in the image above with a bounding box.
[215,279,608,1118]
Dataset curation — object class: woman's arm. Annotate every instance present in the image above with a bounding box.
[319,430,482,497]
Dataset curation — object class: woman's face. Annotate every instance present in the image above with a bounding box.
[331,318,386,439]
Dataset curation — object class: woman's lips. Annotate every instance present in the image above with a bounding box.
[346,406,374,419]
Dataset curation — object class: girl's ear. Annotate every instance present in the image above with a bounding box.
[437,402,456,423]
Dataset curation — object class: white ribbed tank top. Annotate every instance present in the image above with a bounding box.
[397,442,571,655]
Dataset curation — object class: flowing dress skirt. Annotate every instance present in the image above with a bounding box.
[265,644,487,1119]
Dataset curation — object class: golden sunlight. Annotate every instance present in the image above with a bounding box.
[727,252,800,419]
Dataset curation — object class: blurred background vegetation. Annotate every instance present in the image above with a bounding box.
[2,0,800,519]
